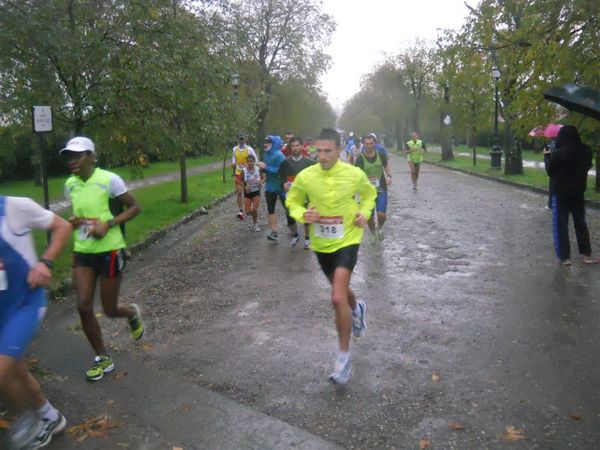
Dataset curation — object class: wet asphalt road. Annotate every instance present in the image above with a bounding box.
[5,155,600,449]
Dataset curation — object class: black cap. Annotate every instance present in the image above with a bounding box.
[238,133,246,140]
[264,137,272,143]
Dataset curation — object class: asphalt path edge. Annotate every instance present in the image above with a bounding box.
[422,159,600,211]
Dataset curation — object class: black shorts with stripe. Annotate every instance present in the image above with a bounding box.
[73,249,126,279]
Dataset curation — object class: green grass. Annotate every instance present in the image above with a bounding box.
[451,145,545,162]
[34,168,232,291]
[418,151,600,202]
[0,155,220,204]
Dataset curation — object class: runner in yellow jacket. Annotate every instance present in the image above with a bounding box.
[286,128,377,384]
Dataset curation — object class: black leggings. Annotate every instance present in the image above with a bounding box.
[265,191,295,226]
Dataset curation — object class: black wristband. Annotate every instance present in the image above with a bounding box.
[40,258,54,269]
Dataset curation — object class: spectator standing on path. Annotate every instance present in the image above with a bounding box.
[279,137,316,249]
[286,128,377,385]
[0,196,71,449]
[231,134,258,221]
[544,125,599,265]
[355,134,392,242]
[241,154,265,232]
[405,131,427,190]
[60,137,144,382]
[258,135,289,241]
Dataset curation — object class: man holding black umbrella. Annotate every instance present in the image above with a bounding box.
[544,125,599,265]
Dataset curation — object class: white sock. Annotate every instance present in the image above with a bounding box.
[38,400,59,421]
[352,305,360,316]
[337,351,350,364]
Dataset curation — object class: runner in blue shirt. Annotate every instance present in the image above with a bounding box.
[0,196,71,449]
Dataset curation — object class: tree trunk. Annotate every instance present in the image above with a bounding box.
[440,84,453,161]
[394,119,401,151]
[595,149,599,192]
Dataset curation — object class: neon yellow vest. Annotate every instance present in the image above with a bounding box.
[406,139,424,163]
[65,168,127,253]
[233,146,250,175]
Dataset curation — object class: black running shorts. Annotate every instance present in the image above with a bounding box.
[244,190,261,199]
[73,250,126,279]
[315,244,359,277]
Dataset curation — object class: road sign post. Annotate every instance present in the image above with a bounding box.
[32,106,53,243]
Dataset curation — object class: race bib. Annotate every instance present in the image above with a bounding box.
[247,180,261,191]
[369,176,380,187]
[314,216,344,239]
[78,219,98,240]
[236,163,247,171]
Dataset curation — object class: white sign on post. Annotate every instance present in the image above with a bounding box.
[33,106,52,132]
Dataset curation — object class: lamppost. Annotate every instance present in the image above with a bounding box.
[490,66,502,170]
[223,72,241,183]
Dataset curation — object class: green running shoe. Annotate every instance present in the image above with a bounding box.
[128,303,144,340]
[86,355,114,381]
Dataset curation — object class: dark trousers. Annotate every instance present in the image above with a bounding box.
[551,194,591,260]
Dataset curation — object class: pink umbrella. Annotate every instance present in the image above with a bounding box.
[528,124,563,138]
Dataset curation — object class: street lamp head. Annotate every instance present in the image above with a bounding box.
[231,72,240,88]
[491,66,501,81]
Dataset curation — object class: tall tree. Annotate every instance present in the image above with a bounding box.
[220,0,334,142]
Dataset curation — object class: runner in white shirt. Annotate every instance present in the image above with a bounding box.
[0,196,71,449]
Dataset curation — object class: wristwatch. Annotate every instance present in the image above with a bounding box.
[40,258,54,269]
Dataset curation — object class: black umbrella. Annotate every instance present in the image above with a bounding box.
[543,83,600,121]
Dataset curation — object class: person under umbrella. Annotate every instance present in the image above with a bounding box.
[544,125,599,265]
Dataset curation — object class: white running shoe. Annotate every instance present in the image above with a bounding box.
[303,239,310,250]
[254,224,261,232]
[291,233,301,248]
[352,300,367,338]
[34,413,67,448]
[329,355,352,385]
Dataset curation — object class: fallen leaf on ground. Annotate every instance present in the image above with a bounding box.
[141,343,154,352]
[117,443,130,448]
[113,371,128,380]
[419,439,431,449]
[66,412,121,441]
[95,312,103,318]
[568,413,582,421]
[448,421,465,430]
[431,373,440,382]
[498,425,527,441]
[173,447,184,450]
[0,418,12,429]
[87,429,107,438]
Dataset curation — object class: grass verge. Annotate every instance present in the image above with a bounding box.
[0,155,220,205]
[34,168,232,291]
[451,145,546,162]
[419,151,600,202]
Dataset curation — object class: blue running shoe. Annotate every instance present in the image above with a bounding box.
[329,355,352,385]
[352,300,367,338]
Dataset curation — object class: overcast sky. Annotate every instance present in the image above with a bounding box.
[320,0,471,112]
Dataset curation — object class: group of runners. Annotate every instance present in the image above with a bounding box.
[1,128,425,448]
[1,136,143,449]
[231,129,426,244]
